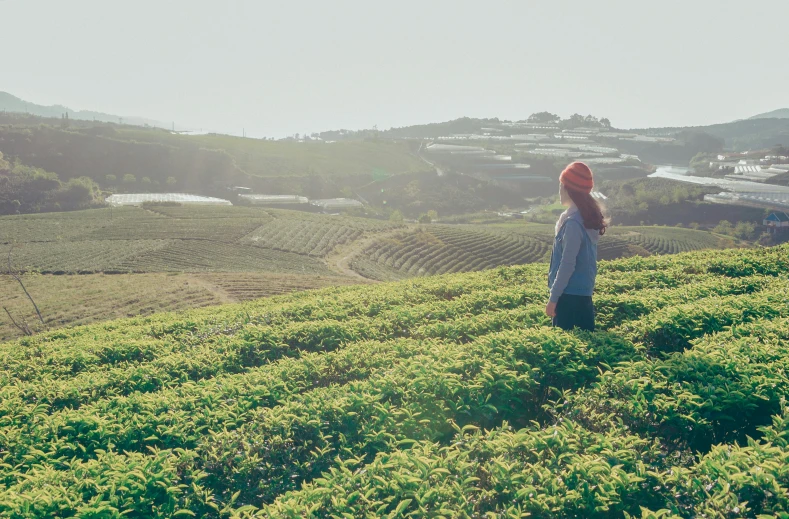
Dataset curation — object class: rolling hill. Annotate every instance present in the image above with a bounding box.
[1,205,738,340]
[0,91,166,128]
[0,113,430,199]
[350,223,736,281]
[750,108,789,120]
[0,206,394,340]
[0,244,788,516]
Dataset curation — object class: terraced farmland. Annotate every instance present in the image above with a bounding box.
[608,225,733,254]
[1,246,789,517]
[351,223,732,281]
[0,272,361,341]
[350,225,554,281]
[241,210,401,257]
[0,207,154,243]
[1,207,397,274]
[115,240,333,274]
[195,272,366,300]
[1,206,740,342]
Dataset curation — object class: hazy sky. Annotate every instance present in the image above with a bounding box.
[3,0,787,137]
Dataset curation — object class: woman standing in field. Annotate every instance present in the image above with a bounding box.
[546,161,607,331]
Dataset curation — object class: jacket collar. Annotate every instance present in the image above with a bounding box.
[555,204,579,235]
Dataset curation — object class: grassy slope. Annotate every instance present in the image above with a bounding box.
[0,206,400,275]
[1,245,788,517]
[0,206,395,339]
[0,272,363,342]
[1,207,738,340]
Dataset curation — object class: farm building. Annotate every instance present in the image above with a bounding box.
[764,211,789,232]
[106,193,232,206]
[239,194,309,206]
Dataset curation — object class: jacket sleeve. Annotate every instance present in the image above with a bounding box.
[549,220,583,303]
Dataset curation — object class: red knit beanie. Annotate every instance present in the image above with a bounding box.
[559,161,594,194]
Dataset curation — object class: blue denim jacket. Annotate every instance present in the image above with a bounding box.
[548,210,598,301]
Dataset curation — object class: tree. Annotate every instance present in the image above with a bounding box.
[389,210,404,223]
[427,210,438,222]
[52,177,100,209]
[0,163,60,214]
[527,112,559,124]
[758,231,774,246]
[713,220,734,235]
[566,113,586,128]
[418,213,432,224]
[690,152,715,175]
[141,176,152,186]
[733,221,756,240]
[166,176,177,186]
[600,117,611,128]
[621,184,636,197]
[123,174,136,185]
[105,174,117,184]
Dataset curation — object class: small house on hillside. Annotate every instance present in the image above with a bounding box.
[763,211,789,233]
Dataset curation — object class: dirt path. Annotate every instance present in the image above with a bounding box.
[326,228,411,281]
[186,274,238,303]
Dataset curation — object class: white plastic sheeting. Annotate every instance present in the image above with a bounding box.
[239,194,309,204]
[106,193,232,206]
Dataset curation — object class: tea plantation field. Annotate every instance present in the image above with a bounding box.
[0,206,402,274]
[1,245,788,517]
[0,272,362,342]
[351,223,734,281]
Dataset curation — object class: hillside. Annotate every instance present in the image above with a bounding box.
[750,108,789,120]
[636,117,789,152]
[0,206,394,339]
[0,115,430,198]
[1,245,788,517]
[350,223,736,281]
[0,206,397,275]
[1,206,736,339]
[0,91,165,127]
[0,272,362,342]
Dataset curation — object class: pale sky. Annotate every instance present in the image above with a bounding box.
[2,0,787,137]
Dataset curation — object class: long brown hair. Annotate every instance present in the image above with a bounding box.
[566,188,608,236]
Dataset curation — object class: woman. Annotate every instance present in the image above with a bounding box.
[545,161,607,331]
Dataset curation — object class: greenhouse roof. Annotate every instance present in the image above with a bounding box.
[239,194,309,204]
[106,193,232,206]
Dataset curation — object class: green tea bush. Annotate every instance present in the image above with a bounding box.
[1,244,789,517]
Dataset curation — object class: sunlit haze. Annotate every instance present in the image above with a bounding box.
[3,0,788,137]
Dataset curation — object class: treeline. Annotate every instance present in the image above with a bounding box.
[600,177,765,227]
[0,152,103,215]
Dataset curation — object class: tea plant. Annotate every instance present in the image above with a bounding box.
[1,244,788,517]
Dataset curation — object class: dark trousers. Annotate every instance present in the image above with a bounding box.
[552,294,595,332]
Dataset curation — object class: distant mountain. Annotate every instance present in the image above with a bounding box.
[750,108,789,120]
[0,91,169,128]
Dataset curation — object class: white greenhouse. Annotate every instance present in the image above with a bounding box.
[106,193,232,206]
[310,198,364,210]
[239,194,309,205]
